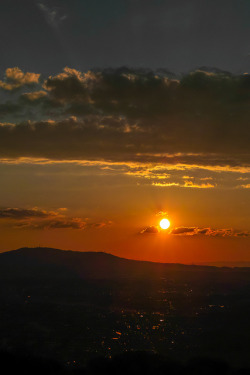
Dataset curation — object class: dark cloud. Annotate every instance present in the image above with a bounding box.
[0,207,111,231]
[171,227,196,235]
[140,226,159,234]
[41,68,250,131]
[0,67,249,175]
[44,68,91,103]
[16,217,86,230]
[0,208,54,219]
[197,228,209,234]
[15,218,111,231]
[0,116,248,170]
[0,102,21,116]
[235,232,250,237]
[140,225,250,237]
[170,227,250,237]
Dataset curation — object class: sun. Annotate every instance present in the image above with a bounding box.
[159,218,170,230]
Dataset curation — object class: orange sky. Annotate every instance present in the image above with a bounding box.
[0,68,250,264]
[0,161,249,264]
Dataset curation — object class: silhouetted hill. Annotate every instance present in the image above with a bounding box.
[198,260,250,267]
[2,248,250,368]
[1,247,250,281]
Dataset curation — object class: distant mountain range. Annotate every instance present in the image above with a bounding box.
[1,247,250,280]
[197,261,250,267]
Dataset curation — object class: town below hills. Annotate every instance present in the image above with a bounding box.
[1,247,250,368]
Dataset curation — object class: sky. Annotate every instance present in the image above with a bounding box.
[0,0,250,264]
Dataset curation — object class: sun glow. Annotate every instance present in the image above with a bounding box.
[159,218,170,230]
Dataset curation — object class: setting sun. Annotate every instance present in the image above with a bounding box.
[159,218,170,230]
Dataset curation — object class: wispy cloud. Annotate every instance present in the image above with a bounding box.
[38,3,67,28]
[155,211,168,217]
[183,181,215,189]
[152,182,180,187]
[140,224,250,237]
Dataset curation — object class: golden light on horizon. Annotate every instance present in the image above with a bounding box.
[159,218,170,230]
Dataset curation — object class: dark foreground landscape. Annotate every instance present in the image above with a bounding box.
[1,247,250,372]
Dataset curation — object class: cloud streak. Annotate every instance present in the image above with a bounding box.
[0,208,56,219]
[170,227,250,237]
[140,225,250,237]
[0,207,110,231]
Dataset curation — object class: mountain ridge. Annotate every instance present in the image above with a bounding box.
[1,247,250,281]
[0,246,217,268]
